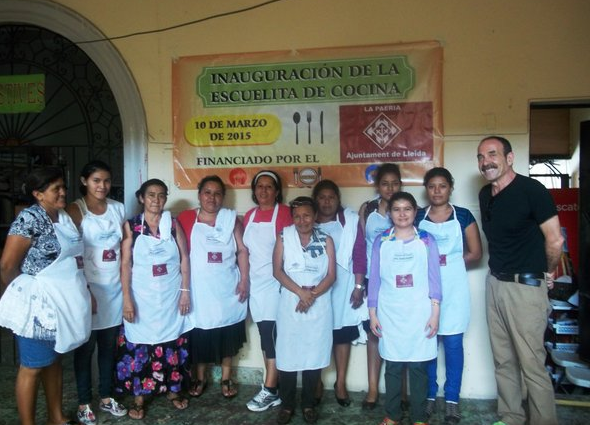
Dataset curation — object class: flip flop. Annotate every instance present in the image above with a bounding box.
[128,402,145,420]
[189,379,208,397]
[221,379,238,398]
[167,392,189,410]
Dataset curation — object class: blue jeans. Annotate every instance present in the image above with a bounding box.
[427,333,464,403]
[74,325,119,404]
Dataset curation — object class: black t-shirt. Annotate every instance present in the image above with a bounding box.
[479,174,557,274]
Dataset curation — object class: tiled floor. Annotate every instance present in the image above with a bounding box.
[0,359,589,425]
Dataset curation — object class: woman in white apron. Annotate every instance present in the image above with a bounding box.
[177,175,249,400]
[313,180,368,408]
[367,192,442,425]
[416,167,482,422]
[272,197,336,425]
[243,170,292,412]
[358,163,402,410]
[66,161,127,424]
[0,167,91,425]
[115,179,191,420]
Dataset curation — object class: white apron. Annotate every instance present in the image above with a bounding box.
[76,198,124,330]
[377,228,436,362]
[276,226,332,372]
[124,212,189,344]
[317,209,368,330]
[418,206,470,335]
[243,204,280,323]
[365,205,392,278]
[0,209,91,353]
[188,208,247,330]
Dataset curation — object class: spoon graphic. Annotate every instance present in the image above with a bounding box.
[293,112,301,144]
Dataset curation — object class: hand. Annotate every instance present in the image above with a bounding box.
[295,299,311,313]
[350,288,364,309]
[425,314,439,338]
[235,279,249,303]
[298,287,315,310]
[123,298,135,323]
[178,291,190,315]
[370,316,382,338]
[545,271,555,290]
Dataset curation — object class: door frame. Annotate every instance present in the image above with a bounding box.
[0,0,147,215]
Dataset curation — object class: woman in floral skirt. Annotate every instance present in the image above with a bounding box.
[114,179,192,420]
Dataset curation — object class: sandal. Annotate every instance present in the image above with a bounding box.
[221,379,238,398]
[303,407,319,424]
[167,392,189,410]
[189,379,208,397]
[128,402,145,420]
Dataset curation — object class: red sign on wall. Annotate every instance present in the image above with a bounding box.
[550,188,579,276]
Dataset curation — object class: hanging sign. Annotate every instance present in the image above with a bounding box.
[0,74,45,114]
[173,41,443,188]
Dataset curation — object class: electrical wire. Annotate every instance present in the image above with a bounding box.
[76,0,290,44]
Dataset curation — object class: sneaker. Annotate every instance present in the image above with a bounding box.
[492,422,508,425]
[247,385,282,412]
[379,418,400,425]
[425,398,436,417]
[99,398,128,417]
[444,401,461,423]
[413,423,429,425]
[77,405,96,425]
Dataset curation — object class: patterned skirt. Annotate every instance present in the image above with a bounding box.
[113,325,190,396]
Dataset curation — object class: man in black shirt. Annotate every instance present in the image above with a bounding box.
[477,136,563,425]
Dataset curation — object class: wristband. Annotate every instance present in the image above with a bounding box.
[354,284,365,290]
[179,288,190,292]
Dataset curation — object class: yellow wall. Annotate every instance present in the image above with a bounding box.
[52,0,590,398]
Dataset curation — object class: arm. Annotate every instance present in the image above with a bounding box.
[311,236,336,297]
[368,237,382,337]
[540,215,565,289]
[463,221,482,266]
[272,234,314,312]
[174,221,191,315]
[120,222,135,323]
[358,201,368,234]
[350,222,367,308]
[0,235,31,288]
[65,201,83,230]
[425,235,441,338]
[234,218,250,303]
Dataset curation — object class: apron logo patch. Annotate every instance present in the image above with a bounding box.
[152,264,168,276]
[396,274,413,288]
[439,254,447,266]
[75,256,84,269]
[102,249,117,262]
[208,252,222,263]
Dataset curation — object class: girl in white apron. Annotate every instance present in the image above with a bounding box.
[66,161,127,424]
[417,167,482,422]
[358,163,402,410]
[243,170,292,412]
[0,167,91,425]
[313,180,368,408]
[177,175,249,400]
[273,197,336,425]
[115,179,191,420]
[367,192,441,425]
